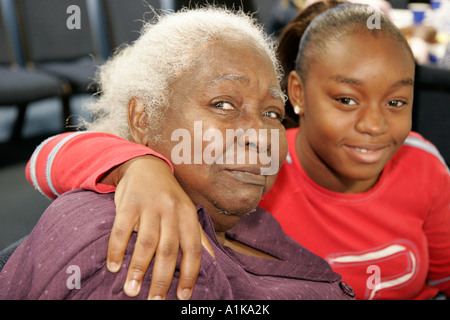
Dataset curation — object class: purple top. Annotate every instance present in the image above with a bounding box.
[0,190,354,300]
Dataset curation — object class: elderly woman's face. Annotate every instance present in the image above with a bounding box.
[149,43,287,232]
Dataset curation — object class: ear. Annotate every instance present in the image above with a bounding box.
[128,97,149,145]
[287,70,305,116]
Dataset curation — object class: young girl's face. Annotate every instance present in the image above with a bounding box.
[290,32,415,193]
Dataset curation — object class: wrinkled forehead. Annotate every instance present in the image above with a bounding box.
[185,41,280,81]
[194,38,279,75]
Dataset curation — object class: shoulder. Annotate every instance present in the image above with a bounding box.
[0,190,116,299]
[43,190,116,236]
[392,132,449,175]
[37,189,116,267]
[385,132,449,205]
[402,132,447,166]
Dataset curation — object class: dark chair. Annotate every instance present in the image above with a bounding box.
[102,0,272,52]
[386,0,409,9]
[102,0,161,52]
[252,0,280,33]
[0,2,69,140]
[413,64,450,165]
[15,0,103,126]
[174,0,279,35]
[0,236,27,272]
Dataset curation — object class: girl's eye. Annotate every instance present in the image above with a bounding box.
[387,100,406,107]
[263,111,284,121]
[213,101,235,110]
[335,97,357,105]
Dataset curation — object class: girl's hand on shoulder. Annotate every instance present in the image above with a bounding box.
[102,155,204,300]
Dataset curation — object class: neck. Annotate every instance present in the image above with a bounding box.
[215,231,227,245]
[295,130,379,193]
[199,202,241,243]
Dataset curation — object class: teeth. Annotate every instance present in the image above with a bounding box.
[354,147,371,153]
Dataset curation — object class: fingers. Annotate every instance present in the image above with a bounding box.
[175,219,204,300]
[146,213,180,300]
[108,202,205,300]
[123,220,160,297]
[107,187,141,273]
[108,189,161,298]
[106,213,136,274]
[105,155,205,300]
[146,204,204,300]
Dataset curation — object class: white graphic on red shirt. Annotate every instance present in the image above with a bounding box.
[326,241,418,300]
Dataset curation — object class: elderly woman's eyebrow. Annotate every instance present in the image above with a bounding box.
[269,86,287,104]
[206,73,250,87]
[205,74,286,102]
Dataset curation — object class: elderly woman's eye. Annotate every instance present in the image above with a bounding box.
[213,101,235,110]
[264,111,284,121]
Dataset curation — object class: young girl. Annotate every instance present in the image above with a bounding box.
[24,3,450,299]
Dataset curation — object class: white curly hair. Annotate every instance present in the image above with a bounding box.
[83,6,283,141]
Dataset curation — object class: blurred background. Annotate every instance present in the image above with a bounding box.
[0,0,449,249]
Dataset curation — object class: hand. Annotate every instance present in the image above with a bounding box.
[101,155,205,300]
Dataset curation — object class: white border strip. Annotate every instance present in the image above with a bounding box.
[29,136,57,200]
[404,136,449,173]
[45,131,91,198]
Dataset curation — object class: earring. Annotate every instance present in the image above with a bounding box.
[294,105,302,115]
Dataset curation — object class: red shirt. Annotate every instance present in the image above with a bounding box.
[260,128,450,299]
[25,129,450,299]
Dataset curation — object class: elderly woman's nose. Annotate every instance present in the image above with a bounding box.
[236,121,270,153]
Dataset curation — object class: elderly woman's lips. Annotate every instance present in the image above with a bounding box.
[224,168,266,185]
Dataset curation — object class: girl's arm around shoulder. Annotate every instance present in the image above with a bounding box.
[25,131,173,199]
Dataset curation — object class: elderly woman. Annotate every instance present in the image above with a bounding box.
[0,7,352,300]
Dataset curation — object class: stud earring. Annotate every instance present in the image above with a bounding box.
[294,105,302,115]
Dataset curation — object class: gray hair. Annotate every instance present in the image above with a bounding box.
[83,6,282,141]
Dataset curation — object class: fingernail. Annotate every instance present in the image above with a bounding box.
[125,280,140,296]
[107,262,120,273]
[178,288,191,300]
[151,295,163,300]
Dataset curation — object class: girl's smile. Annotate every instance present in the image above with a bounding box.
[343,143,390,164]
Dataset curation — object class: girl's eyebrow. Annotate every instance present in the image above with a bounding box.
[330,75,363,86]
[391,78,414,88]
[330,74,414,88]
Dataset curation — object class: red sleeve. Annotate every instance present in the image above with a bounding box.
[405,132,450,297]
[25,132,173,199]
[423,162,450,297]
